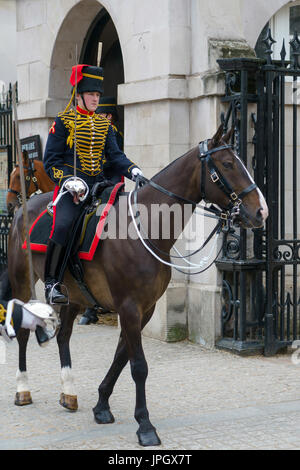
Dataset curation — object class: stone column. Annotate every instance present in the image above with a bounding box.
[118,0,191,342]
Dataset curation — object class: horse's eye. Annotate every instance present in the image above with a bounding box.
[222,162,233,170]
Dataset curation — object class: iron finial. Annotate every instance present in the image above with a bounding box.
[280,39,286,66]
[289,31,300,68]
[262,28,276,64]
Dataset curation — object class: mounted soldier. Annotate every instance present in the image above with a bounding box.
[96,95,124,184]
[96,96,123,148]
[43,65,143,305]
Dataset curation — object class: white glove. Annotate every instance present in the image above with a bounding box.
[64,177,87,204]
[131,168,144,181]
[65,178,86,196]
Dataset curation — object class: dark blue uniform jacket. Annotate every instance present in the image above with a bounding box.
[44,106,137,187]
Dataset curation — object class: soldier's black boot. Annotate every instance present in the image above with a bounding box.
[44,240,68,305]
[79,307,99,325]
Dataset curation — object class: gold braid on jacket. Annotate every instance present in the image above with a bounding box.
[58,109,110,176]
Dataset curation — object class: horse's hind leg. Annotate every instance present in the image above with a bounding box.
[120,302,160,447]
[93,305,156,430]
[15,329,32,406]
[93,332,127,424]
[10,269,33,406]
[57,304,80,412]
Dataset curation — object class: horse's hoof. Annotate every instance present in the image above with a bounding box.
[59,393,78,412]
[15,391,33,406]
[93,408,115,424]
[137,428,161,447]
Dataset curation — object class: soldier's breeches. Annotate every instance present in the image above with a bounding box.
[50,191,84,246]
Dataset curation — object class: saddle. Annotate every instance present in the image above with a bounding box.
[23,181,125,311]
[24,181,124,257]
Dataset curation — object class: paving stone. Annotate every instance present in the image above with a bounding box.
[0,322,300,450]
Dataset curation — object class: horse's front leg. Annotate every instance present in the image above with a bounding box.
[57,304,79,412]
[15,328,32,406]
[119,302,161,447]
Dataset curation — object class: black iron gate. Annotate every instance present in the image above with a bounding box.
[0,84,16,273]
[216,30,300,356]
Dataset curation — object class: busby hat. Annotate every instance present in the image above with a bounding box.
[70,65,104,94]
[96,96,119,119]
[63,65,104,113]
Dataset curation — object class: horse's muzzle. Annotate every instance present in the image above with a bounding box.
[233,204,266,229]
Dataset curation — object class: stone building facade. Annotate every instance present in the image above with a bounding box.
[0,0,17,93]
[9,0,297,347]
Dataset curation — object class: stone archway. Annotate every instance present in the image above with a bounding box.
[48,0,124,127]
[240,0,291,48]
[81,8,124,132]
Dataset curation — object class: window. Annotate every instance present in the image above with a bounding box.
[290,5,300,35]
[255,1,300,62]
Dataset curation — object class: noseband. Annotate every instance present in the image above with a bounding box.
[198,139,257,217]
[7,160,39,204]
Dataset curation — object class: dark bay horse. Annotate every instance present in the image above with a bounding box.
[7,125,268,446]
[6,152,55,214]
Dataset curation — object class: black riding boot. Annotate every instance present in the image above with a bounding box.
[79,307,99,325]
[44,240,68,304]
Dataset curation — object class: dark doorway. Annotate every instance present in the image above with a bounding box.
[81,9,124,133]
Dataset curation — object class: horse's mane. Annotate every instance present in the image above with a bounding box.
[151,146,197,181]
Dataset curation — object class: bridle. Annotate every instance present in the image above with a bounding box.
[7,159,39,205]
[198,139,257,219]
[128,140,259,274]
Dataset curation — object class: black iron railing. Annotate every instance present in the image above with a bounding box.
[216,29,300,356]
[0,83,17,272]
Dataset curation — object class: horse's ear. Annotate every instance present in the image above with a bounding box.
[222,126,234,144]
[211,124,224,148]
[23,150,29,166]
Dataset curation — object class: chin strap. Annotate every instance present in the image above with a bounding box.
[81,94,89,112]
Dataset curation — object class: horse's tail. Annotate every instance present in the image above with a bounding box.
[0,268,12,301]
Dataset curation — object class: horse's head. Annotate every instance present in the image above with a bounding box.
[6,151,39,215]
[200,125,268,229]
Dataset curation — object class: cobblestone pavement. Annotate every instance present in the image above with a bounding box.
[1,322,300,450]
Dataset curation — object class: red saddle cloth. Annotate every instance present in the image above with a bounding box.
[22,182,124,261]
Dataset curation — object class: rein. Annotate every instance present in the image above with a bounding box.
[129,140,258,274]
[129,186,222,274]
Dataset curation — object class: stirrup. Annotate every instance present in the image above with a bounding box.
[46,282,69,305]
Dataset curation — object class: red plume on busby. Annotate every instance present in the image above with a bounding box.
[70,65,104,93]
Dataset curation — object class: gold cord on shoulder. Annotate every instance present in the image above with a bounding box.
[63,87,76,114]
[0,304,6,324]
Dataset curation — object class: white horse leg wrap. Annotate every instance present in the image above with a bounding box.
[16,369,29,393]
[61,366,76,395]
